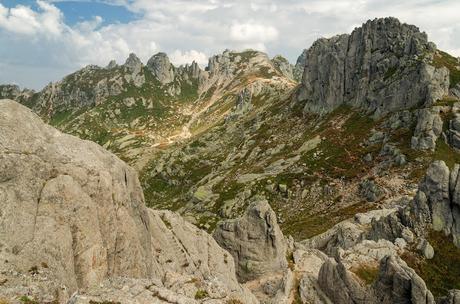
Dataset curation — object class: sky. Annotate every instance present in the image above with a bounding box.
[0,0,460,90]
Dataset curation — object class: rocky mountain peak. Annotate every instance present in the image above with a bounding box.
[271,55,294,80]
[296,17,449,117]
[146,52,175,84]
[176,60,204,81]
[0,84,35,105]
[106,59,117,69]
[124,52,143,71]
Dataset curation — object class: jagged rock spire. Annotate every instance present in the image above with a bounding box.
[106,60,117,69]
[297,17,449,117]
[146,52,175,84]
[124,53,142,70]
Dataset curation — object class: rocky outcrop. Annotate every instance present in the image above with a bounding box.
[439,290,460,304]
[272,55,294,80]
[0,100,257,303]
[226,88,253,121]
[123,53,145,87]
[368,160,460,248]
[213,199,288,283]
[124,53,143,71]
[420,161,453,233]
[293,49,307,81]
[296,17,450,117]
[451,83,460,99]
[359,179,384,202]
[318,258,371,303]
[317,255,434,304]
[0,84,35,104]
[411,107,444,150]
[374,255,434,303]
[146,52,175,84]
[106,60,117,69]
[448,112,460,150]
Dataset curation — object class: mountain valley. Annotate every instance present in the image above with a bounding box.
[1,17,460,304]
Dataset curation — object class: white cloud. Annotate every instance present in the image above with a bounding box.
[230,22,279,42]
[170,50,208,66]
[0,0,63,37]
[0,3,41,35]
[1,0,460,90]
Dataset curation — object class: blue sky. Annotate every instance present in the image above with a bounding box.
[1,0,460,90]
[1,0,137,25]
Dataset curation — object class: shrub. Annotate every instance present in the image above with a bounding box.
[194,289,208,300]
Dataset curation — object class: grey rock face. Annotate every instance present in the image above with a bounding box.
[360,179,384,202]
[317,255,434,304]
[411,107,443,151]
[385,110,413,130]
[0,84,35,104]
[380,143,407,166]
[271,55,294,80]
[367,130,385,145]
[124,52,143,71]
[297,17,449,117]
[318,258,370,304]
[369,160,460,248]
[438,289,460,304]
[374,256,435,304]
[106,60,117,69]
[226,88,253,121]
[124,53,145,87]
[448,113,460,149]
[420,160,453,233]
[367,211,406,242]
[0,100,257,303]
[451,83,460,99]
[213,199,288,282]
[419,239,435,259]
[293,49,307,81]
[146,52,175,84]
[297,34,349,115]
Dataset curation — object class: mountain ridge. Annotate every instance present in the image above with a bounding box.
[2,16,460,303]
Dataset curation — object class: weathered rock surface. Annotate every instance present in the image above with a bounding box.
[0,84,35,104]
[317,255,434,304]
[318,258,370,304]
[124,53,146,87]
[374,255,434,304]
[293,49,307,81]
[359,179,384,202]
[226,88,253,121]
[419,239,435,259]
[368,160,460,248]
[146,52,176,84]
[296,17,449,117]
[411,107,444,150]
[420,161,453,233]
[448,113,460,150]
[0,100,257,303]
[213,199,288,283]
[451,83,460,99]
[271,55,294,80]
[438,289,460,304]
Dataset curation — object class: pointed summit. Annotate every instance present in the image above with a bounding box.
[272,55,294,80]
[106,60,117,69]
[147,52,175,84]
[124,53,142,70]
[296,17,448,117]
